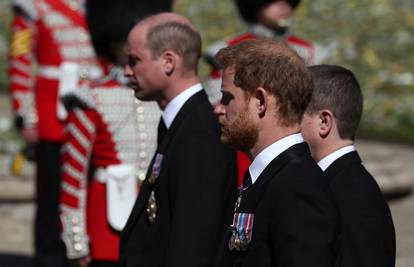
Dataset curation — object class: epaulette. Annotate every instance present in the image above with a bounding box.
[204,32,257,68]
[12,0,38,20]
[90,66,128,88]
[61,85,96,111]
[287,34,315,65]
[204,40,227,69]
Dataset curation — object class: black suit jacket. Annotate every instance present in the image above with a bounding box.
[325,151,396,267]
[217,143,339,267]
[120,91,238,267]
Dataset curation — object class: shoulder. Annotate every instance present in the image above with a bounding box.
[287,34,316,64]
[264,155,334,210]
[330,160,384,201]
[61,84,96,111]
[287,34,314,48]
[204,32,256,66]
[174,96,233,154]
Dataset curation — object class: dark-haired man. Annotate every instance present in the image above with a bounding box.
[120,13,238,267]
[214,39,338,267]
[301,64,396,267]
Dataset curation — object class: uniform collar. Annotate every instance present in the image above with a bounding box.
[249,133,304,184]
[249,23,288,40]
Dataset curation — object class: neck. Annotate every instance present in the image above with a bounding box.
[249,123,300,159]
[314,138,354,162]
[158,75,200,110]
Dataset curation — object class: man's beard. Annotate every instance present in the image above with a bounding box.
[220,109,258,152]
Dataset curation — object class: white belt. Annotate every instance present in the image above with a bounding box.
[94,164,136,183]
[95,167,109,183]
[38,64,102,80]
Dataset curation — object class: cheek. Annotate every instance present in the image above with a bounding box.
[300,119,314,141]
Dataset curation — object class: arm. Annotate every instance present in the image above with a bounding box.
[165,130,237,267]
[60,108,97,260]
[332,170,395,267]
[270,175,337,267]
[8,6,37,140]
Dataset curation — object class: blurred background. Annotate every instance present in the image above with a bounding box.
[0,0,413,266]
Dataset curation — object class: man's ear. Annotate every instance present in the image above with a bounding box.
[161,50,177,76]
[255,87,267,118]
[318,109,334,138]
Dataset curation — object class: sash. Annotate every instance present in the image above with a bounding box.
[43,0,87,28]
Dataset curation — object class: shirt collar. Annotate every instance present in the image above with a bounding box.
[162,83,203,128]
[249,133,304,184]
[318,145,356,171]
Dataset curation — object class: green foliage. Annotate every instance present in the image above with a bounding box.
[0,0,412,141]
[176,0,414,143]
[0,0,11,92]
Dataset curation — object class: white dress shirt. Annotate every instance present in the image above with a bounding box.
[249,133,304,184]
[318,145,356,171]
[162,83,203,128]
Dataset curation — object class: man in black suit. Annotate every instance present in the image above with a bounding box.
[120,12,238,267]
[301,64,396,267]
[214,39,338,267]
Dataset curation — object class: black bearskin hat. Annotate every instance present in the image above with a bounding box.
[86,0,173,64]
[235,0,301,23]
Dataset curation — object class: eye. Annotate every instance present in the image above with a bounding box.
[220,92,233,106]
[127,55,139,68]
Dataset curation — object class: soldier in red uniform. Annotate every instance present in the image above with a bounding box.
[204,0,317,184]
[8,1,103,267]
[59,1,172,266]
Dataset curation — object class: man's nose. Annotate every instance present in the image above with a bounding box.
[124,64,133,77]
[214,103,225,116]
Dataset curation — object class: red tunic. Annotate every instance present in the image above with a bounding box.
[9,0,102,141]
[59,67,160,261]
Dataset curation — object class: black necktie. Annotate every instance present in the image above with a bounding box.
[157,118,167,148]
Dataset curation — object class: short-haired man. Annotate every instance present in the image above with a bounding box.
[301,64,396,267]
[214,39,338,267]
[120,13,238,267]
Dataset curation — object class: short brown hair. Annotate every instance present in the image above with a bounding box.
[306,64,363,140]
[215,38,313,126]
[145,21,201,72]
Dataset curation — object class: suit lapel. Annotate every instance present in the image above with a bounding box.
[240,143,311,212]
[324,151,361,184]
[121,90,208,240]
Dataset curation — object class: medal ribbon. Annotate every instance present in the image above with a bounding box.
[151,153,164,180]
[231,213,254,242]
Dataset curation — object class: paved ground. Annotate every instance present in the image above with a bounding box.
[0,96,414,266]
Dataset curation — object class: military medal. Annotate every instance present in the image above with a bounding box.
[146,191,157,224]
[148,153,163,185]
[228,213,254,251]
[240,233,249,251]
[234,175,251,212]
[234,195,242,212]
[228,227,237,251]
[146,153,164,224]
